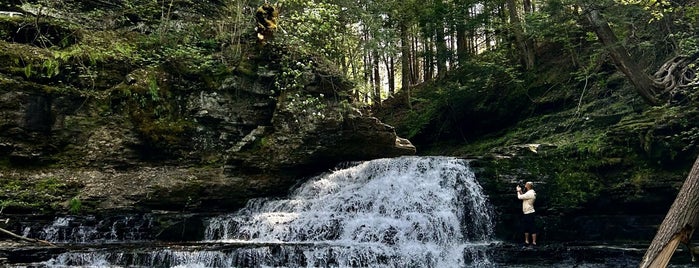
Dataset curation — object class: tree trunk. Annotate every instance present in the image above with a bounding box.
[400,21,411,90]
[523,0,532,14]
[348,41,360,102]
[400,21,412,108]
[639,155,699,268]
[384,55,395,96]
[411,32,421,84]
[469,6,478,54]
[363,30,371,86]
[372,49,381,106]
[457,23,467,66]
[423,35,434,81]
[506,0,534,70]
[585,8,662,106]
[435,27,448,77]
[433,0,448,77]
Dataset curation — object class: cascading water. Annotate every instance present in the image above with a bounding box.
[23,214,154,243]
[38,156,497,267]
[205,156,495,267]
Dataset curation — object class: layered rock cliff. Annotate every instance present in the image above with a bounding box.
[0,1,414,215]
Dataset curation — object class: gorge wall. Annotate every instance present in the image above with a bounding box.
[0,1,414,218]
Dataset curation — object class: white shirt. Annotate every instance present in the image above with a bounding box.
[517,189,536,214]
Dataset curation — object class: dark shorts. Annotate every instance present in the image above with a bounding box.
[522,212,537,234]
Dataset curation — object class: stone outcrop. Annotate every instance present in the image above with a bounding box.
[0,5,414,215]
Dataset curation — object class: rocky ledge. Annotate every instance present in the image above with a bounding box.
[1,239,696,267]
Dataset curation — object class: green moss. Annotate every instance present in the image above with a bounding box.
[110,68,194,154]
[235,60,257,77]
[0,176,82,213]
[550,170,602,209]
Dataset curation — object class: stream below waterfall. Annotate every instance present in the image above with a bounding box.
[3,156,696,267]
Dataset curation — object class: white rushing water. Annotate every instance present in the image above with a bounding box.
[25,214,154,243]
[41,156,497,267]
[204,156,496,267]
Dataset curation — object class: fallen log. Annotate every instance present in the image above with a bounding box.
[639,155,699,268]
[0,226,54,247]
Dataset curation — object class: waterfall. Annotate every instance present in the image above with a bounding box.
[22,214,154,243]
[207,156,496,267]
[40,156,497,267]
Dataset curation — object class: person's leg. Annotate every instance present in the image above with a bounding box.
[524,233,530,244]
[532,233,537,245]
[522,213,533,244]
[530,213,538,245]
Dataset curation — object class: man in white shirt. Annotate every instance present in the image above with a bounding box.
[516,181,537,246]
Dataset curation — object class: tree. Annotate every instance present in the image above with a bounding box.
[506,0,535,69]
[579,1,699,106]
[433,0,449,77]
[584,6,662,105]
[400,19,412,105]
[639,155,699,268]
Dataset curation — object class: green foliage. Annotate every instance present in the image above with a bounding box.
[279,0,351,65]
[617,0,673,21]
[2,29,137,83]
[0,177,80,213]
[114,68,194,153]
[212,0,252,66]
[403,101,439,139]
[282,92,330,123]
[69,197,82,214]
[24,64,32,78]
[396,57,525,142]
[162,43,218,76]
[274,55,315,92]
[550,170,602,210]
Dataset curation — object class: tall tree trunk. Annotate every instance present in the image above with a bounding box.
[362,37,370,103]
[435,26,448,77]
[400,21,411,90]
[411,32,420,85]
[585,8,662,106]
[424,35,434,81]
[372,49,381,106]
[506,0,535,69]
[457,20,468,66]
[469,6,477,54]
[339,35,348,76]
[522,0,536,66]
[523,0,532,14]
[639,155,699,268]
[383,55,395,96]
[433,0,449,77]
[349,42,360,102]
[400,21,412,108]
[498,2,508,46]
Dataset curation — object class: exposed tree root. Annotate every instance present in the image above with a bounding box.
[653,52,699,96]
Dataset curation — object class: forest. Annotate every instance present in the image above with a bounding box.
[0,0,698,266]
[253,0,696,105]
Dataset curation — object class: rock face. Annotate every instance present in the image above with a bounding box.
[470,143,686,243]
[0,4,415,215]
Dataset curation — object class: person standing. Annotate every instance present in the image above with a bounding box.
[516,181,537,246]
